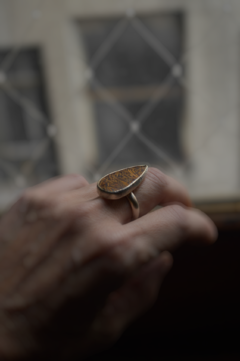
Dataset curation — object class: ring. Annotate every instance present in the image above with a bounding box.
[97,165,148,220]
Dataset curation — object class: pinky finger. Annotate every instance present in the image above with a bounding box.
[84,252,173,351]
[61,253,172,359]
[104,251,173,330]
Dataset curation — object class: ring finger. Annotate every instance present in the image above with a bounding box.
[72,167,192,225]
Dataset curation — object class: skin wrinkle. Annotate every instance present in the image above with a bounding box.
[145,168,191,208]
[0,221,46,282]
[145,167,168,195]
[0,216,71,307]
[13,236,93,310]
[10,227,88,308]
[5,237,74,311]
[78,252,173,358]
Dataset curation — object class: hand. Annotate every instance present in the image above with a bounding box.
[0,168,217,360]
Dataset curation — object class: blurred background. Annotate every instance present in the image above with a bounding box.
[1,0,240,210]
[0,0,240,360]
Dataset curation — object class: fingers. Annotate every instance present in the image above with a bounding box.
[79,252,173,353]
[17,193,215,308]
[25,174,89,197]
[0,174,88,244]
[0,175,89,303]
[122,205,217,270]
[103,251,173,326]
[79,167,192,224]
[0,174,88,248]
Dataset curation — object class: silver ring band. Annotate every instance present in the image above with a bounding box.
[127,192,139,220]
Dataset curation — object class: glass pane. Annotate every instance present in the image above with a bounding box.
[78,13,184,174]
[0,48,58,184]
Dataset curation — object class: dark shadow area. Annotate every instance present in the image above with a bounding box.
[88,228,240,360]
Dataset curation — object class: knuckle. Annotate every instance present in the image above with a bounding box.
[95,229,123,255]
[104,238,152,276]
[65,173,89,187]
[74,202,94,221]
[75,174,89,187]
[19,189,38,209]
[102,234,157,277]
[19,189,57,215]
[133,240,156,265]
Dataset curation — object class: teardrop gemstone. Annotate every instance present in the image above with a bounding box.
[98,165,148,194]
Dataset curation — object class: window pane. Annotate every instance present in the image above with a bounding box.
[78,13,184,174]
[0,48,58,184]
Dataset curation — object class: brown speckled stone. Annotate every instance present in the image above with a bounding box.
[99,165,146,192]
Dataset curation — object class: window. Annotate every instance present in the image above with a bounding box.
[78,13,184,176]
[0,48,58,187]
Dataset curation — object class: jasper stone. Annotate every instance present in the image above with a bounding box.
[98,165,147,193]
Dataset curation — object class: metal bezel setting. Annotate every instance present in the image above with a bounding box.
[97,165,148,200]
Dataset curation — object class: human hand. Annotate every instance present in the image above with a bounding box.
[0,168,217,360]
